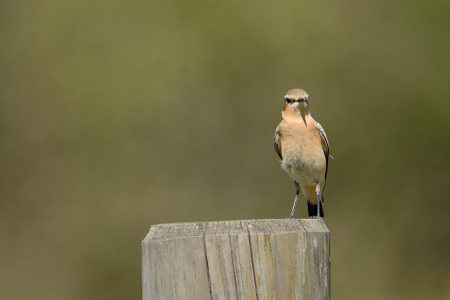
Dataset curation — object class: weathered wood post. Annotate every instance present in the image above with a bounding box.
[142,219,330,299]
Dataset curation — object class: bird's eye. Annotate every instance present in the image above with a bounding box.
[285,98,291,104]
[298,98,304,102]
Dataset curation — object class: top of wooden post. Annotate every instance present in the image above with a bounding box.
[143,218,329,242]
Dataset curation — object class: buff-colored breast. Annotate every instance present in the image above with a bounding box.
[278,116,326,186]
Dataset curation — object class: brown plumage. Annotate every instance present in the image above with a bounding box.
[274,88,330,218]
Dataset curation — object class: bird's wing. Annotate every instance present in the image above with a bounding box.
[314,121,329,157]
[314,121,330,180]
[274,127,282,160]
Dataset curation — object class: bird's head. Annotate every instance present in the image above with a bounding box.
[282,88,310,117]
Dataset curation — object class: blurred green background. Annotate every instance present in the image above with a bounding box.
[1,0,449,299]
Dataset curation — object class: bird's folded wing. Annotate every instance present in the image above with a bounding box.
[314,121,330,158]
[274,127,282,160]
[314,121,331,183]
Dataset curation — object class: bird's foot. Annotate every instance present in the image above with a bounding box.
[286,215,297,219]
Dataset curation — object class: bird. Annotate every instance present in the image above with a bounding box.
[273,88,330,218]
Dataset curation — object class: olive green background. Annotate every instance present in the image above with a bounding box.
[1,1,449,299]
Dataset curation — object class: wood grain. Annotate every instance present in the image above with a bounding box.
[142,219,330,300]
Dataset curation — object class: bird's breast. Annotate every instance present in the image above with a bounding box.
[279,123,326,184]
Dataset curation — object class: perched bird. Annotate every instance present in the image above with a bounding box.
[274,89,330,218]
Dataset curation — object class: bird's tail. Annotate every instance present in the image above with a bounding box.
[307,200,324,218]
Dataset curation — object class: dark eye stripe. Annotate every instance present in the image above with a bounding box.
[285,97,308,104]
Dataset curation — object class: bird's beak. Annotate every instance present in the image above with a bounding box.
[300,110,307,126]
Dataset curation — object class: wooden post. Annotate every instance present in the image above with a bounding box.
[142,219,330,300]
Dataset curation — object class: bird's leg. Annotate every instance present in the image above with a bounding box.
[289,182,300,219]
[315,183,322,218]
